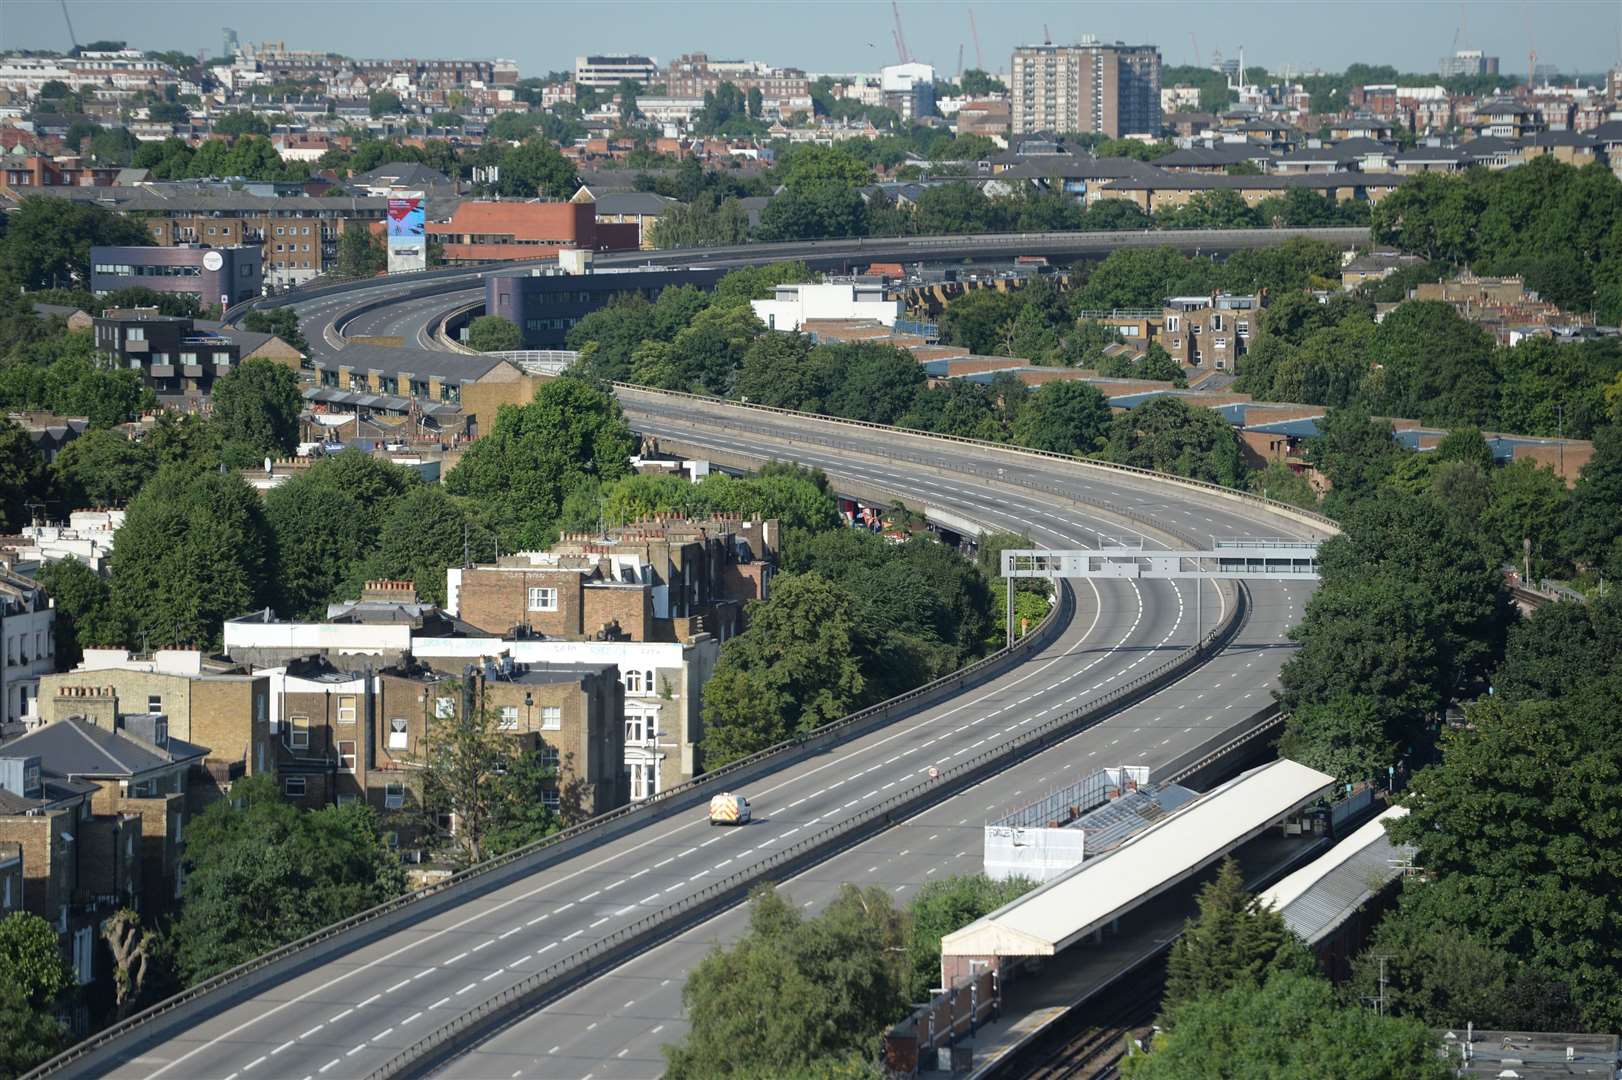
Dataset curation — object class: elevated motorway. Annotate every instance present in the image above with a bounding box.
[45,242,1335,1080]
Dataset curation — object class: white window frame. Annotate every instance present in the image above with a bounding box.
[624,670,642,693]
[540,706,561,731]
[527,587,558,612]
[388,718,409,749]
[498,706,519,731]
[289,715,310,750]
[337,740,357,773]
[435,696,454,719]
[284,775,306,797]
[384,781,405,810]
[147,694,162,714]
[337,695,357,724]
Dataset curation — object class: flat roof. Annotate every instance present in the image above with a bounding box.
[941,759,1334,958]
[1259,806,1411,944]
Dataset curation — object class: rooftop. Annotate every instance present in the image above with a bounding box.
[1259,806,1412,944]
[2,716,206,779]
[941,760,1335,959]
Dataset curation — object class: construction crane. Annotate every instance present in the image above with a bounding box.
[1189,31,1201,67]
[891,0,911,64]
[59,0,78,50]
[1043,23,1052,45]
[969,8,984,70]
[956,44,964,82]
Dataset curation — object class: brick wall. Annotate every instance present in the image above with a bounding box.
[0,810,72,923]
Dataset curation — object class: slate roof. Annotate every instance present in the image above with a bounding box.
[349,162,453,188]
[592,191,676,216]
[313,342,512,382]
[3,717,205,779]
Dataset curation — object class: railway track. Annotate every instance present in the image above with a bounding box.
[1003,957,1169,1080]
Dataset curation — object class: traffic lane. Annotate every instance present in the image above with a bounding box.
[450,581,1303,1080]
[619,406,1325,547]
[114,499,1183,1080]
[126,576,1159,1080]
[441,580,1305,1080]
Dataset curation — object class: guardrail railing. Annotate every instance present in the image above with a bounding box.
[25,504,1085,1079]
[359,584,1248,1080]
[613,384,1341,537]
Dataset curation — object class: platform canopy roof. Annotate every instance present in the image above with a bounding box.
[941,759,1335,959]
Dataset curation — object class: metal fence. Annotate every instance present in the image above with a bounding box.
[358,581,1249,1080]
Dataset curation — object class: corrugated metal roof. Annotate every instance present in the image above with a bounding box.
[1259,806,1412,944]
[941,760,1335,958]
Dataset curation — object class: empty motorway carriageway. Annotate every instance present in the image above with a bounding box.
[36,236,1341,1080]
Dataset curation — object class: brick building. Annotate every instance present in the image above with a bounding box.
[426,200,639,265]
[448,514,777,643]
[1011,40,1161,137]
[261,658,374,810]
[369,656,625,857]
[0,156,122,197]
[23,188,394,288]
[1159,293,1262,372]
[1,706,201,916]
[38,651,271,803]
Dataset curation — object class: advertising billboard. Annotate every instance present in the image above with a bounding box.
[386,191,426,274]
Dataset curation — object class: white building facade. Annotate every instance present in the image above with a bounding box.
[751,282,902,333]
[1,567,55,728]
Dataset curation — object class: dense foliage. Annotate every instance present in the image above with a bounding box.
[172,775,404,983]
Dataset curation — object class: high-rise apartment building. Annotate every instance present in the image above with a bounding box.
[1011,39,1162,138]
[575,54,659,89]
[1439,49,1500,79]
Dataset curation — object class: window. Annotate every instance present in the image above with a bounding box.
[644,670,655,691]
[1213,337,1228,350]
[284,775,306,797]
[289,715,310,749]
[435,696,454,719]
[542,788,560,812]
[388,718,408,749]
[337,696,357,724]
[337,740,357,772]
[498,706,519,731]
[527,587,557,612]
[384,781,405,809]
[147,695,162,714]
[1190,322,1201,335]
[1211,313,1223,332]
[1165,315,1180,333]
[1236,320,1250,336]
[541,706,561,731]
[624,670,642,693]
[127,327,145,341]
[625,715,643,743]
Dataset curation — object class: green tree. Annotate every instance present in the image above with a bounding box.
[334,225,387,278]
[210,358,302,459]
[213,110,270,136]
[51,427,155,509]
[0,197,153,289]
[1367,301,1499,425]
[445,378,635,549]
[368,90,403,117]
[1565,424,1622,573]
[0,911,74,1076]
[903,874,1035,1002]
[466,314,522,352]
[1124,971,1450,1080]
[106,466,274,648]
[1163,857,1315,1016]
[363,485,489,607]
[172,774,404,983]
[0,420,51,532]
[664,884,907,1080]
[1279,693,1394,786]
[240,307,309,355]
[1102,397,1245,487]
[35,557,113,665]
[1246,460,1318,510]
[939,289,1023,355]
[1386,678,1622,1030]
[1011,380,1111,455]
[701,573,868,767]
[1491,592,1622,703]
[1306,410,1401,511]
[498,139,579,200]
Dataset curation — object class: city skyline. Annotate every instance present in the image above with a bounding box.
[4,0,1620,79]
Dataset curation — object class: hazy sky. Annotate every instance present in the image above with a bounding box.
[4,0,1620,79]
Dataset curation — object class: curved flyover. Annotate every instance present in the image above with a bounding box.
[40,237,1337,1080]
